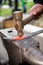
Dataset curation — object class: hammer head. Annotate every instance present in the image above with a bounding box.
[13,11,23,36]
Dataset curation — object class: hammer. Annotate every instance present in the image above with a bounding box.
[13,11,34,37]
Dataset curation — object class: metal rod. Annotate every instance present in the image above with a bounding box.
[24,29,43,39]
[1,29,43,41]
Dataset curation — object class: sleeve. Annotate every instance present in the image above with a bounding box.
[33,0,43,5]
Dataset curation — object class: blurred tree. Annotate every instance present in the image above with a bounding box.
[13,0,21,12]
[0,0,2,6]
[4,0,12,7]
[9,0,12,7]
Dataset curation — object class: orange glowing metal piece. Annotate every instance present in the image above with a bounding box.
[12,36,25,40]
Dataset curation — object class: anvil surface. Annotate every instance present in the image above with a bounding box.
[0,28,39,48]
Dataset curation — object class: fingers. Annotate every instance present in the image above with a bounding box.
[29,4,43,15]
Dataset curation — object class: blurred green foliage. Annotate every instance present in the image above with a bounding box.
[0,8,12,16]
[0,1,34,16]
[19,1,34,12]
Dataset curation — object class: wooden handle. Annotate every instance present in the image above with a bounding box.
[22,14,34,26]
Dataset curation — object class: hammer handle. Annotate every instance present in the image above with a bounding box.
[22,14,34,26]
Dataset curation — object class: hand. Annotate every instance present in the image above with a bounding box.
[29,4,43,20]
[29,4,43,15]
